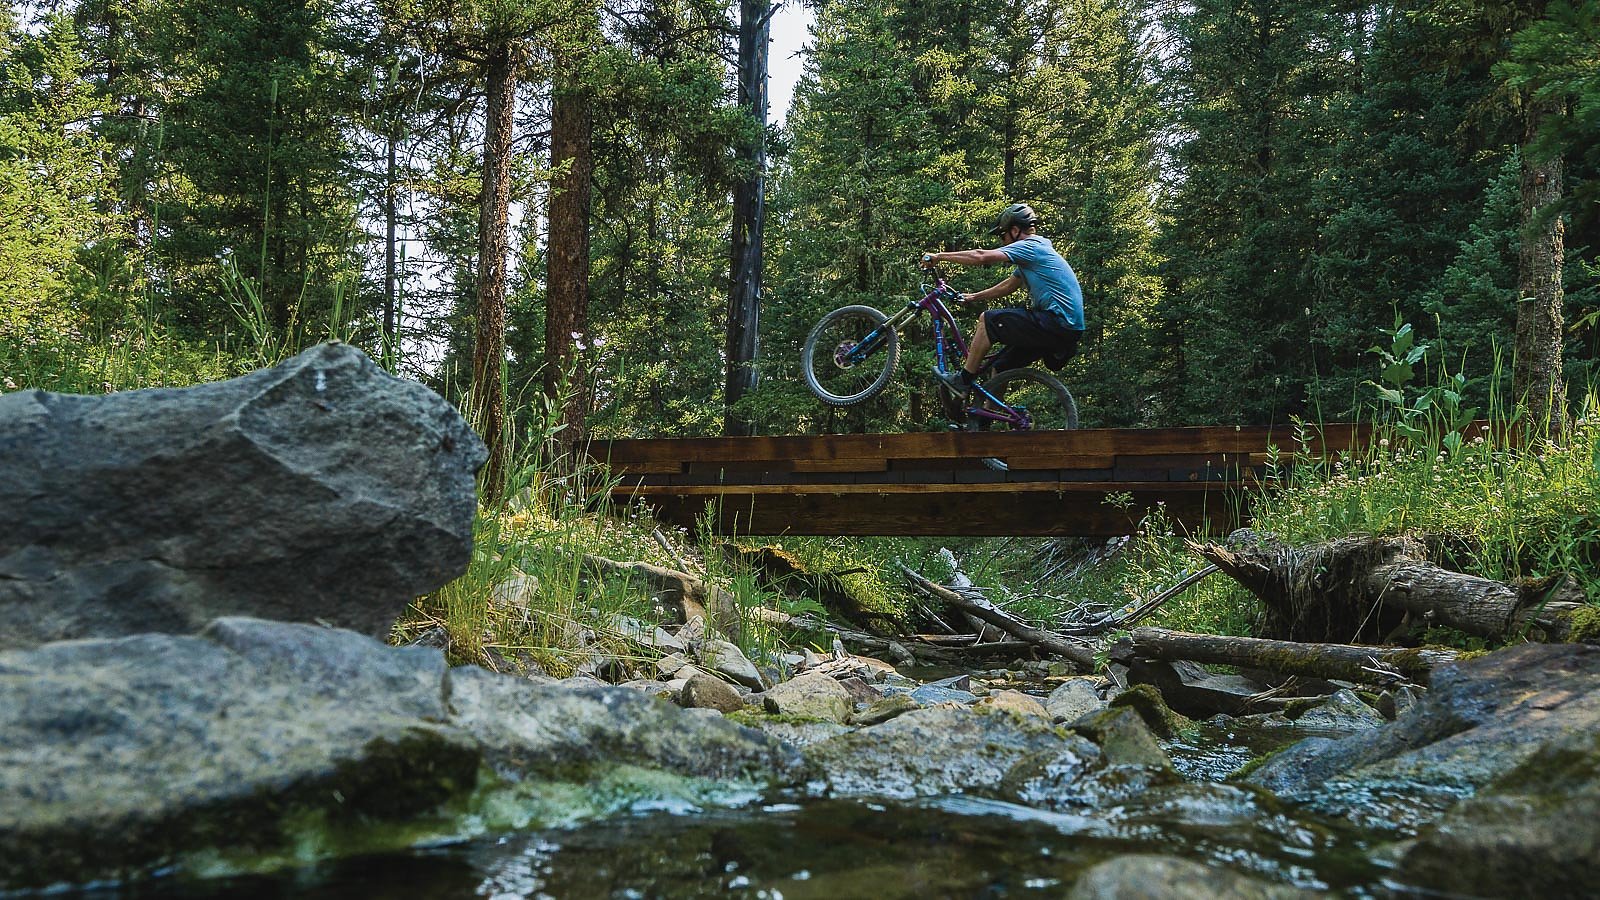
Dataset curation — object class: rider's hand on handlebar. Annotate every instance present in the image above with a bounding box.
[919,253,937,271]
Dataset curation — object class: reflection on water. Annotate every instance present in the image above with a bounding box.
[65,790,1390,899]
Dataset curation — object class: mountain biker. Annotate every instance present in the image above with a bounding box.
[920,202,1084,397]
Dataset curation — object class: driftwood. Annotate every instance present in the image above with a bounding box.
[786,613,1037,665]
[1130,626,1458,686]
[1190,530,1586,644]
[903,567,1097,669]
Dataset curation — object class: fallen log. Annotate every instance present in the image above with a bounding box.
[903,567,1097,670]
[1129,627,1458,686]
[1189,530,1586,644]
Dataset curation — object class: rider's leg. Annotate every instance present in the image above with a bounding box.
[961,313,994,377]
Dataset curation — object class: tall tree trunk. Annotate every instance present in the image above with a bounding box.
[383,127,399,360]
[546,67,594,448]
[472,40,519,498]
[1514,94,1567,436]
[725,0,771,436]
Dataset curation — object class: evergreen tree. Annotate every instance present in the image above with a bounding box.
[0,11,118,336]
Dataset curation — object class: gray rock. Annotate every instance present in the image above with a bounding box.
[763,671,853,723]
[1047,678,1106,723]
[835,675,882,706]
[908,684,979,705]
[699,639,764,689]
[1068,854,1316,899]
[1246,643,1600,831]
[1289,689,1386,732]
[975,689,1051,719]
[1400,727,1600,897]
[806,705,1085,800]
[679,672,744,713]
[0,618,802,891]
[619,679,677,700]
[1070,707,1173,770]
[1124,658,1278,718]
[655,652,692,677]
[0,344,484,650]
[849,693,920,726]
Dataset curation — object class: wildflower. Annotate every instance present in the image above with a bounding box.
[1379,438,1390,448]
[1,376,15,391]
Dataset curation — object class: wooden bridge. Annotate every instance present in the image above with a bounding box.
[587,423,1367,537]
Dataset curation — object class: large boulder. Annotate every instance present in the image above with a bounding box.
[1398,726,1600,896]
[0,344,485,648]
[1246,643,1600,832]
[0,618,802,891]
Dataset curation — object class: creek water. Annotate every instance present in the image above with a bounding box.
[58,724,1413,899]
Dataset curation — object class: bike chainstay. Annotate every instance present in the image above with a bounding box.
[965,382,1031,429]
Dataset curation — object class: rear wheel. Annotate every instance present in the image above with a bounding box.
[802,305,900,406]
[966,367,1078,471]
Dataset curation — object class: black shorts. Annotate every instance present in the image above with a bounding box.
[981,308,1082,373]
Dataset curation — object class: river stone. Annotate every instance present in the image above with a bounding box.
[1068,854,1317,899]
[0,618,802,892]
[1071,707,1173,770]
[849,693,919,726]
[1107,684,1192,738]
[976,689,1051,719]
[763,671,853,723]
[907,683,979,705]
[0,344,484,650]
[679,672,745,713]
[1245,643,1600,830]
[1289,689,1386,732]
[700,639,764,689]
[1399,727,1600,896]
[805,705,1083,800]
[1047,678,1105,723]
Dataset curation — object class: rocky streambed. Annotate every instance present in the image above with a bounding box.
[5,346,1597,898]
[5,617,1598,897]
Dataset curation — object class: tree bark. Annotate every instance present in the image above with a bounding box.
[1130,627,1458,685]
[1515,93,1567,436]
[383,127,398,359]
[471,40,519,498]
[724,0,770,436]
[546,65,594,448]
[1190,531,1585,643]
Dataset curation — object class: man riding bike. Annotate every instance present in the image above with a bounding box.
[920,202,1085,397]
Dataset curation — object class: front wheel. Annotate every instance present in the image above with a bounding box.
[966,367,1078,471]
[802,305,900,406]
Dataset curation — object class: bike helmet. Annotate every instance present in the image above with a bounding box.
[988,202,1040,235]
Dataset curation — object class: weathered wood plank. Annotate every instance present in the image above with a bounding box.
[793,458,889,473]
[588,423,1374,465]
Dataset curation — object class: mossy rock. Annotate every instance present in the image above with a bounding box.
[1070,707,1173,770]
[1107,684,1194,738]
[1568,605,1600,643]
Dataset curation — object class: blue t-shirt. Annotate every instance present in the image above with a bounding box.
[1001,235,1084,331]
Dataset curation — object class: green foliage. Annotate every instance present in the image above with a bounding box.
[0,12,118,335]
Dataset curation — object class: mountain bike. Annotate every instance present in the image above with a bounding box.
[801,266,1078,471]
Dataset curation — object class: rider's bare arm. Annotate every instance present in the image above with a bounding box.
[926,248,1011,267]
[963,274,1024,304]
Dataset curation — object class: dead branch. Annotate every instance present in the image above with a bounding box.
[903,566,1097,670]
